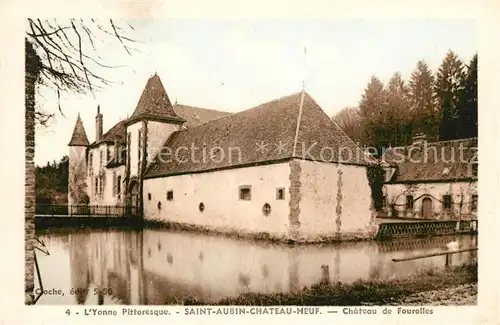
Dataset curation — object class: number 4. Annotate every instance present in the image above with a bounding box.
[66,309,71,316]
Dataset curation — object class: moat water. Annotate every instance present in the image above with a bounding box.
[34,228,477,305]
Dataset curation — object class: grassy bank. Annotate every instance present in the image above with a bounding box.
[181,263,477,306]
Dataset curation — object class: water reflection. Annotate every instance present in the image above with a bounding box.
[35,229,477,305]
[69,234,90,304]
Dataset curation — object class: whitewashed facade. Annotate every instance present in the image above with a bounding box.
[68,74,377,242]
[144,163,292,237]
[381,137,478,220]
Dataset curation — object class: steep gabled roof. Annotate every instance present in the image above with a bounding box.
[90,120,126,147]
[144,91,371,178]
[87,104,231,149]
[68,114,90,146]
[173,104,232,127]
[127,75,185,125]
[383,138,478,183]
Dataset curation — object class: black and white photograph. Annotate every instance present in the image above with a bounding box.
[1,1,498,323]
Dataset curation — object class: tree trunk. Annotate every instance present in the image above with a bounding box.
[25,39,41,305]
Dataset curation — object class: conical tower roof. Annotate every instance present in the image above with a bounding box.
[68,114,90,146]
[127,74,185,125]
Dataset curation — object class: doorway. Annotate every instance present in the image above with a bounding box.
[421,197,433,219]
[128,181,139,217]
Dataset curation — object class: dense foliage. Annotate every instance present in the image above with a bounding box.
[35,156,69,205]
[333,51,478,154]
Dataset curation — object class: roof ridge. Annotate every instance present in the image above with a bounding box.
[387,137,477,150]
[426,137,477,145]
[305,92,373,164]
[174,103,232,115]
[170,91,304,133]
[292,90,306,157]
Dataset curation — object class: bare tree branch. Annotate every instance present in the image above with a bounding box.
[110,19,131,55]
[26,18,138,120]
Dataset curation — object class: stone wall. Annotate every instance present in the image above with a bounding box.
[25,39,40,305]
[296,160,376,241]
[288,159,301,240]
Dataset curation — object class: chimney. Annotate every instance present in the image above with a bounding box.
[96,105,103,141]
[412,133,427,146]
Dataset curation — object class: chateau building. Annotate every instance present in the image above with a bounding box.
[381,136,478,220]
[68,74,377,242]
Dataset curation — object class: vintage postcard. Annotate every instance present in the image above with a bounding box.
[0,0,498,324]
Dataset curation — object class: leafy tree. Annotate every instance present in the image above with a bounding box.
[408,60,438,139]
[359,76,388,151]
[435,50,466,140]
[334,51,476,157]
[332,106,363,144]
[458,53,478,138]
[385,72,412,146]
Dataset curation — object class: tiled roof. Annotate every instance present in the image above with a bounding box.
[382,138,478,183]
[90,120,127,147]
[173,104,232,127]
[106,156,125,168]
[68,114,90,146]
[144,91,372,178]
[90,105,231,148]
[127,74,185,124]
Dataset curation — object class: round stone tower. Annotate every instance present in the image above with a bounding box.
[68,113,90,207]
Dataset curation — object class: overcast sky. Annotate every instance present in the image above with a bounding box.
[34,19,476,166]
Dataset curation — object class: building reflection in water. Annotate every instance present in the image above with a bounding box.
[40,229,477,305]
[69,233,91,304]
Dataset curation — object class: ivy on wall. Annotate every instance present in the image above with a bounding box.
[366,164,385,211]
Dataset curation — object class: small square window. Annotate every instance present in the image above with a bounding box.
[406,195,414,210]
[276,188,285,200]
[471,195,478,212]
[167,190,174,201]
[148,193,152,201]
[443,195,452,210]
[239,186,251,201]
